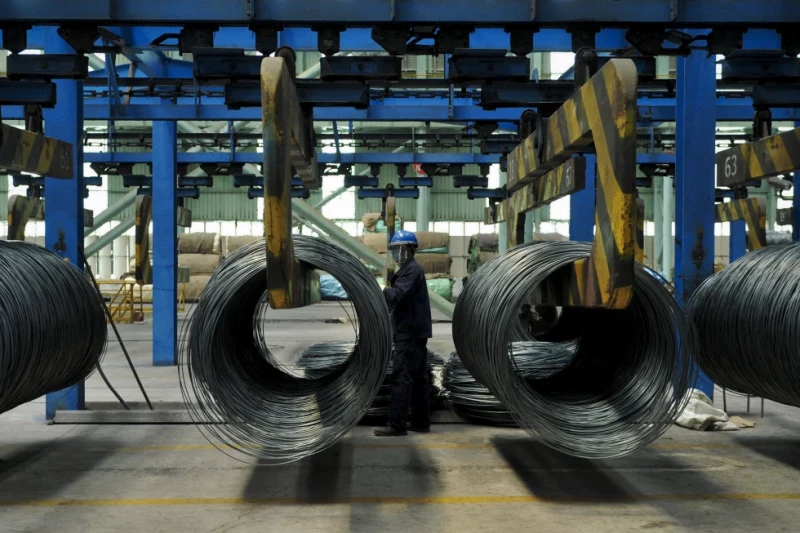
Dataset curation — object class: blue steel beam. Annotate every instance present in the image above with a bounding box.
[120,48,193,78]
[675,48,716,399]
[3,100,797,123]
[9,27,787,53]
[0,1,797,24]
[44,31,85,419]
[152,121,178,366]
[795,122,800,242]
[82,152,678,166]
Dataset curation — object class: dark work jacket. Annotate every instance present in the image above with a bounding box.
[384,258,432,341]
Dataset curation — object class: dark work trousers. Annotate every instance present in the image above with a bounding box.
[387,339,430,430]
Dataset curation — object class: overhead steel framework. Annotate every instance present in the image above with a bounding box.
[2,4,799,416]
[0,0,796,25]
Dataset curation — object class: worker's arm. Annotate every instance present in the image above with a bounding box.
[383,267,417,307]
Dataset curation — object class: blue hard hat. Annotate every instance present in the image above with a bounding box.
[389,230,418,248]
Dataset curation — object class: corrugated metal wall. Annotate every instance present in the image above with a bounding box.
[105,144,263,222]
[184,176,256,221]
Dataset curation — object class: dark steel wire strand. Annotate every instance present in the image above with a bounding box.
[689,243,800,407]
[444,342,576,427]
[179,236,393,464]
[452,240,697,459]
[0,241,107,415]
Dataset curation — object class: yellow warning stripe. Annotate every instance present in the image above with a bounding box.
[4,492,800,508]
[714,199,766,250]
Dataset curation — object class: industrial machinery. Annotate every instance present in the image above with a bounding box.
[490,58,638,309]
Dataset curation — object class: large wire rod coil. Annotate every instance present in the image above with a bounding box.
[180,236,392,463]
[444,342,576,427]
[0,241,107,415]
[453,241,696,458]
[689,244,800,406]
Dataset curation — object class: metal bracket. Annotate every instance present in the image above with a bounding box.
[57,25,99,53]
[399,176,433,187]
[448,49,530,82]
[467,188,504,200]
[506,59,639,309]
[252,26,281,56]
[453,175,489,188]
[320,55,402,81]
[193,50,262,81]
[179,25,218,54]
[371,25,472,55]
[344,175,379,188]
[779,27,800,57]
[2,26,29,54]
[625,27,692,56]
[314,26,343,56]
[706,28,745,57]
[573,47,597,89]
[262,52,320,309]
[358,188,419,199]
[7,54,89,80]
[179,176,214,188]
[505,26,536,57]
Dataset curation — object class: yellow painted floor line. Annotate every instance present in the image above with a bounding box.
[3,493,800,508]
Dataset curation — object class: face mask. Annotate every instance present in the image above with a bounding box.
[390,247,404,264]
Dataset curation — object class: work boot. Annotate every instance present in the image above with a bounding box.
[374,424,408,437]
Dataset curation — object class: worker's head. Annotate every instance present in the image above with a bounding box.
[388,230,418,266]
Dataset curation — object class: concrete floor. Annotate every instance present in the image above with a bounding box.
[3,304,800,532]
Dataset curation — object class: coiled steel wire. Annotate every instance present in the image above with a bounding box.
[0,241,107,414]
[453,240,696,459]
[689,244,800,407]
[293,341,446,418]
[180,236,392,464]
[444,342,576,427]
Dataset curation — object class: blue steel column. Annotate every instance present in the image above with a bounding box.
[729,221,746,262]
[794,120,800,242]
[44,31,85,419]
[569,154,596,241]
[675,48,715,398]
[152,121,178,366]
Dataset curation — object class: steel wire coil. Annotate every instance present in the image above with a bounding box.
[453,241,696,458]
[689,244,800,407]
[294,342,446,418]
[444,342,576,426]
[179,236,392,464]
[0,241,107,415]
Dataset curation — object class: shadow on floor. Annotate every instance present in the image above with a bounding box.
[491,434,793,531]
[735,436,800,470]
[243,435,447,532]
[0,436,115,501]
